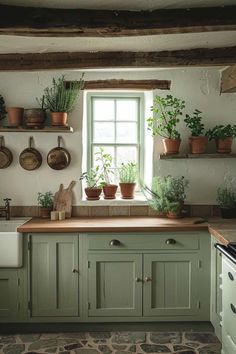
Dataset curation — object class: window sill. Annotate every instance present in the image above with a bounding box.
[77,194,148,206]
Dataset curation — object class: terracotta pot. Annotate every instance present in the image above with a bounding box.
[167,202,183,219]
[189,136,208,154]
[25,108,46,127]
[51,112,68,126]
[162,138,181,154]
[216,137,233,153]
[40,207,52,218]
[103,184,118,199]
[119,183,136,199]
[85,187,102,200]
[7,107,24,126]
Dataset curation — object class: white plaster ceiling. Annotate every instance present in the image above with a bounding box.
[1,0,236,9]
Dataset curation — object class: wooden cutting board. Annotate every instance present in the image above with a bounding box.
[53,181,76,218]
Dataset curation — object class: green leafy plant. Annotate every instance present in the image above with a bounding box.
[0,94,6,121]
[80,166,102,188]
[119,162,137,183]
[206,124,236,140]
[184,109,205,136]
[147,95,185,140]
[95,147,114,185]
[37,192,54,208]
[217,187,235,209]
[38,74,84,113]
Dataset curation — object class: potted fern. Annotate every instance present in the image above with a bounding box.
[217,186,236,219]
[80,167,103,200]
[147,95,185,154]
[37,191,54,218]
[206,124,236,153]
[184,109,208,154]
[39,74,84,126]
[119,162,137,199]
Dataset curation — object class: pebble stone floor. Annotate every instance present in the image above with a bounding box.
[0,332,221,354]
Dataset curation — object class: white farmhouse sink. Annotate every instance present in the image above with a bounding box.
[0,219,28,268]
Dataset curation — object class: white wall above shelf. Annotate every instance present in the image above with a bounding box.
[159,153,236,159]
[0,126,73,133]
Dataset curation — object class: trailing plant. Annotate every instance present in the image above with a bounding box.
[37,192,54,208]
[147,94,185,140]
[80,166,103,188]
[38,74,84,113]
[0,94,6,121]
[184,109,205,136]
[119,162,137,183]
[95,147,114,185]
[206,124,236,140]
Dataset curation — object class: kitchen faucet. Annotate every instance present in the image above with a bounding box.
[0,198,11,220]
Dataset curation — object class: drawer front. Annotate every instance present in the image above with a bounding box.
[88,233,200,251]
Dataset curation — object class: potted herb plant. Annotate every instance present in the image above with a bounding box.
[37,191,54,218]
[95,147,118,199]
[141,176,168,216]
[39,74,84,126]
[0,94,6,124]
[206,124,236,153]
[217,186,236,219]
[147,95,185,154]
[25,95,46,128]
[119,162,137,199]
[80,167,102,200]
[184,109,208,154]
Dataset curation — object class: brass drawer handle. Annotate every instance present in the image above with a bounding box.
[165,239,176,245]
[228,272,234,281]
[72,269,79,274]
[109,239,121,246]
[231,303,236,314]
[144,276,152,282]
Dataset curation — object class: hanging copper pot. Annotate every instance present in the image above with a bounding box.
[47,136,71,170]
[19,136,42,171]
[0,136,13,169]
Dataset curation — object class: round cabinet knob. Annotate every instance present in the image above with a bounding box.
[109,239,121,246]
[165,239,176,245]
[231,303,236,314]
[144,276,152,283]
[135,277,142,282]
[228,272,234,281]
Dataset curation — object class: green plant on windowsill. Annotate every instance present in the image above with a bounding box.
[119,162,138,199]
[95,147,117,199]
[37,192,54,218]
[206,124,236,153]
[0,94,6,122]
[80,167,103,200]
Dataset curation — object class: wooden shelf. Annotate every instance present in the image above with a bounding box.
[0,126,73,133]
[160,153,236,159]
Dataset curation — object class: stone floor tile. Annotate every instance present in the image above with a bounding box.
[64,343,83,350]
[140,343,171,353]
[150,332,182,344]
[112,344,127,350]
[173,345,195,351]
[58,333,87,339]
[98,344,112,354]
[2,343,25,354]
[173,351,196,354]
[185,342,200,348]
[0,336,16,345]
[112,332,146,344]
[198,343,222,354]
[18,334,41,343]
[89,333,111,339]
[128,344,136,352]
[73,349,100,354]
[184,333,219,344]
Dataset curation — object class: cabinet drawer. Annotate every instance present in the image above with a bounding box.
[88,233,200,251]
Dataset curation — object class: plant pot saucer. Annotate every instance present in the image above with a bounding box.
[86,197,100,201]
[51,123,68,127]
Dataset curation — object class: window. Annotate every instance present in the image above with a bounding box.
[87,92,144,184]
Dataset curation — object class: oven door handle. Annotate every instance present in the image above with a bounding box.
[215,243,236,265]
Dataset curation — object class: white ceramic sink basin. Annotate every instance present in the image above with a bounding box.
[0,219,28,268]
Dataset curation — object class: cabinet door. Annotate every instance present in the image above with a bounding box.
[88,253,142,317]
[0,270,19,319]
[143,253,200,317]
[30,234,79,317]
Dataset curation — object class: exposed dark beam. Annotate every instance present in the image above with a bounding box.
[0,47,235,71]
[66,80,171,90]
[0,5,236,37]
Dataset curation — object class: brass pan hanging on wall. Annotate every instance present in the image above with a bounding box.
[47,136,71,170]
[0,136,13,169]
[19,136,42,171]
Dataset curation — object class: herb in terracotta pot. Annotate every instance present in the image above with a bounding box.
[37,191,54,218]
[80,167,103,201]
[184,109,208,154]
[217,186,236,219]
[95,147,118,199]
[0,95,6,124]
[206,124,236,153]
[25,95,46,127]
[147,95,185,154]
[119,162,137,199]
[38,74,84,126]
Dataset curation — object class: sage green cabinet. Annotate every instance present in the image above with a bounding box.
[30,234,79,317]
[0,270,22,320]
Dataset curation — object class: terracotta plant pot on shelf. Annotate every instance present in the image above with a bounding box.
[85,187,102,201]
[103,184,118,199]
[25,108,46,127]
[189,136,208,154]
[162,138,181,154]
[40,207,52,218]
[119,183,136,199]
[51,112,68,126]
[216,137,233,153]
[7,107,24,126]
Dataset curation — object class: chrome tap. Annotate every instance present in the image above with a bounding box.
[0,198,11,220]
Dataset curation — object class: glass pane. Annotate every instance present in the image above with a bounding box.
[116,99,138,121]
[116,146,137,167]
[93,99,115,121]
[116,122,137,143]
[93,122,114,143]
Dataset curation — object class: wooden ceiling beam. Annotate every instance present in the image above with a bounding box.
[0,4,236,37]
[0,47,235,71]
[76,80,171,90]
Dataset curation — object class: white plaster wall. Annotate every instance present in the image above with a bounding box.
[0,67,235,205]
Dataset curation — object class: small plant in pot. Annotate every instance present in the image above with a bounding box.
[39,74,84,126]
[141,176,168,217]
[216,186,236,219]
[206,124,236,153]
[0,94,6,125]
[119,162,137,199]
[184,109,208,154]
[37,191,54,218]
[147,94,185,154]
[25,95,46,127]
[80,167,103,200]
[95,147,118,199]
